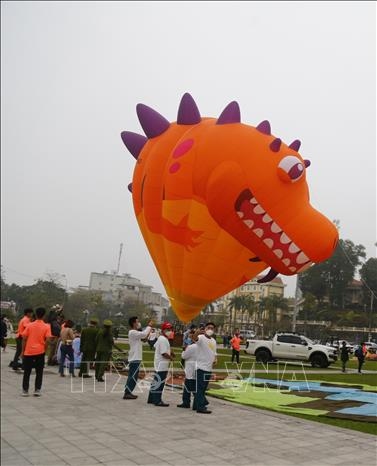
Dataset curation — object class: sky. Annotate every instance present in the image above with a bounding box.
[1,1,376,301]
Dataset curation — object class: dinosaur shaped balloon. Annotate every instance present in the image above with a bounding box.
[121,94,338,322]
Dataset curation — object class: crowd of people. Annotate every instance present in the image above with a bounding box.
[123,318,217,413]
[7,307,125,395]
[4,307,218,413]
[3,308,369,410]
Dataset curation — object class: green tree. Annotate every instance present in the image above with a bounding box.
[64,289,104,323]
[299,239,366,309]
[227,295,244,330]
[26,279,67,310]
[360,257,377,328]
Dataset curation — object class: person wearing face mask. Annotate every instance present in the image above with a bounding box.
[192,322,217,414]
[123,317,153,399]
[147,322,175,407]
[230,329,241,364]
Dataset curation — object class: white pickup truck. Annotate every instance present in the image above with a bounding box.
[245,332,338,368]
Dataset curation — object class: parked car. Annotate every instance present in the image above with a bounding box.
[245,332,338,368]
[239,330,256,341]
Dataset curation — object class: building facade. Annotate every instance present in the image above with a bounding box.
[216,275,287,331]
[89,272,169,322]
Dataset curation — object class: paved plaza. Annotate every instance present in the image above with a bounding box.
[1,350,376,466]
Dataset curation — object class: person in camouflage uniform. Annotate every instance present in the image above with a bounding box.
[95,320,114,382]
[79,317,99,378]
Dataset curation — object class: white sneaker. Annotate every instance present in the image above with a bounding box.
[34,390,41,397]
[21,391,29,397]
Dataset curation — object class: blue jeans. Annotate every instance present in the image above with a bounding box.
[194,369,211,411]
[59,344,74,375]
[147,371,168,405]
[125,361,140,394]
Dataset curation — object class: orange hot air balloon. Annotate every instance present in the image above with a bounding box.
[121,94,338,322]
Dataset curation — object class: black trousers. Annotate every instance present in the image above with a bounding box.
[11,337,23,368]
[182,378,196,407]
[231,348,240,363]
[357,358,364,373]
[22,353,45,391]
[147,371,168,405]
[194,369,211,412]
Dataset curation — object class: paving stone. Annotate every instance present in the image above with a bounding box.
[1,350,376,466]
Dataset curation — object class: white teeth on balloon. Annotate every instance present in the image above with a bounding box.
[237,211,244,218]
[280,232,291,244]
[296,252,310,264]
[253,205,265,215]
[263,238,274,249]
[297,262,313,273]
[262,213,272,223]
[252,228,263,238]
[282,258,291,267]
[271,222,282,234]
[250,197,258,204]
[244,219,254,229]
[288,242,300,254]
[273,249,283,258]
[289,266,297,272]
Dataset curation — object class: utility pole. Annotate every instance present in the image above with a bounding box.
[116,243,123,275]
[368,291,374,342]
[292,276,304,332]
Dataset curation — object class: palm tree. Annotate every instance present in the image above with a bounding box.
[227,295,244,331]
[201,302,215,319]
[242,294,255,327]
[259,295,289,336]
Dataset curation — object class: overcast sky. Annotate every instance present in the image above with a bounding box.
[1,1,376,300]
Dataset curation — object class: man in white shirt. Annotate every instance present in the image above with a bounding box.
[147,322,175,407]
[123,317,152,400]
[177,330,197,409]
[192,322,217,414]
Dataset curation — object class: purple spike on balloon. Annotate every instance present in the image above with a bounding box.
[256,120,271,135]
[121,131,147,159]
[270,138,282,152]
[289,139,301,152]
[177,93,201,125]
[136,103,170,138]
[304,159,311,168]
[127,183,133,193]
[216,101,241,125]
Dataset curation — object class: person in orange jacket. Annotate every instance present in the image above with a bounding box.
[230,329,241,364]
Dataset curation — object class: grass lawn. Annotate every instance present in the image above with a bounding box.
[118,342,376,435]
[114,343,377,373]
[208,369,377,436]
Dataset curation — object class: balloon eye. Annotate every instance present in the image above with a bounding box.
[278,156,305,183]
